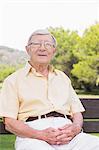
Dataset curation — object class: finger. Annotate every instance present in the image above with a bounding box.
[56,133,67,140]
[49,129,62,137]
[57,136,72,145]
[62,129,72,135]
[59,124,72,130]
[63,136,72,143]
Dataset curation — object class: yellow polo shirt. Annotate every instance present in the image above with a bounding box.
[0,62,85,121]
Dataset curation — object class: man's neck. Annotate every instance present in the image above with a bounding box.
[29,61,49,77]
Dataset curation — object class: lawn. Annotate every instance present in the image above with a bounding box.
[0,134,99,150]
[0,134,16,150]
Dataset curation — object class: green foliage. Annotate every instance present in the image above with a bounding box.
[49,23,99,91]
[83,23,99,55]
[49,27,80,76]
[73,23,99,60]
[71,23,99,91]
[96,76,99,86]
[0,64,24,83]
[71,61,97,91]
[0,65,16,82]
[72,61,96,84]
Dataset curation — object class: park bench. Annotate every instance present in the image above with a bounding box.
[81,98,99,133]
[0,98,99,134]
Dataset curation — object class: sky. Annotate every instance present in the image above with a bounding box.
[0,0,99,51]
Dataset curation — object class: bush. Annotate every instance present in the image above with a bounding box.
[0,65,16,82]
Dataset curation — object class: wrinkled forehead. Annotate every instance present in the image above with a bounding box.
[28,34,53,44]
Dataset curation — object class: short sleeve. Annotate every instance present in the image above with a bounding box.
[69,83,85,114]
[0,78,19,119]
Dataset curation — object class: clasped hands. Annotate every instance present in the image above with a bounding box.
[40,123,82,145]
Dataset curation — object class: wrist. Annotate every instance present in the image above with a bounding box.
[31,129,42,140]
[73,123,82,133]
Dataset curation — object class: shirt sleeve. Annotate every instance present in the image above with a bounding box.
[0,78,19,119]
[69,82,85,114]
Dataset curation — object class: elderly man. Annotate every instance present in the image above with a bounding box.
[0,29,99,150]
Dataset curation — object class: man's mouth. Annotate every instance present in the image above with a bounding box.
[38,54,47,56]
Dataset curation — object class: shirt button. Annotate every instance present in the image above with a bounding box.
[51,104,55,108]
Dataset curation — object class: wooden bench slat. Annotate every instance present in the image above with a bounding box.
[83,121,99,133]
[81,99,99,119]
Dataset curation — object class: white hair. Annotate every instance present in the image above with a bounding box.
[27,29,57,47]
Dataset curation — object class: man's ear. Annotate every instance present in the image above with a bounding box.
[25,45,30,55]
[53,47,56,54]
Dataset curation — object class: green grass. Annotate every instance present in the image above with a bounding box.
[0,134,99,150]
[0,134,16,150]
[78,94,99,99]
[91,133,99,137]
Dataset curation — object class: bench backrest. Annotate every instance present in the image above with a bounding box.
[80,98,99,133]
[0,98,99,134]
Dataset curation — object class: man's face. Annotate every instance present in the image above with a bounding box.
[26,34,56,65]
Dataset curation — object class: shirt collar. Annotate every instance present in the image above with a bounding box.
[23,62,58,76]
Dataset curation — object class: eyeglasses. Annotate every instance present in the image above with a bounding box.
[28,41,55,50]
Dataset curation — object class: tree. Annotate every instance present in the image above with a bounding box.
[71,23,99,91]
[49,27,80,76]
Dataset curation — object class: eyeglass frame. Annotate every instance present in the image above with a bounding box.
[27,41,55,50]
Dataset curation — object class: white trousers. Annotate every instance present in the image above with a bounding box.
[15,117,99,150]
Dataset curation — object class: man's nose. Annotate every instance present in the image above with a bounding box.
[40,43,46,50]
